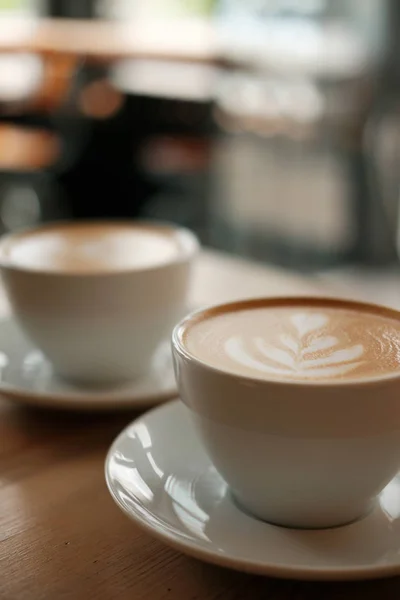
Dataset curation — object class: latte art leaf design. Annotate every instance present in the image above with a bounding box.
[224,311,365,379]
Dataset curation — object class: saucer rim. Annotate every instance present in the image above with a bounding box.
[0,315,177,411]
[105,400,400,581]
[0,381,177,411]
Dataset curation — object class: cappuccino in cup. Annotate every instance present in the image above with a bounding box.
[0,221,199,384]
[173,298,400,529]
[1,222,183,273]
[184,300,400,382]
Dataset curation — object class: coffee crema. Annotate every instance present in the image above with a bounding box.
[0,222,182,273]
[183,301,400,382]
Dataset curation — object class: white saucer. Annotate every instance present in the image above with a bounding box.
[106,400,400,581]
[0,316,177,411]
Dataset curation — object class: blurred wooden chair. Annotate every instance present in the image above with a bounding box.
[0,124,60,171]
[0,123,66,231]
[0,52,78,115]
[0,52,81,232]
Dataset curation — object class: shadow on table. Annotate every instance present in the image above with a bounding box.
[0,399,151,483]
[187,557,400,599]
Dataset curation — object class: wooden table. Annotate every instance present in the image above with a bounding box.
[1,251,396,599]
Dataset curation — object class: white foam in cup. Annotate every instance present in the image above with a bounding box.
[0,221,199,384]
[184,302,400,382]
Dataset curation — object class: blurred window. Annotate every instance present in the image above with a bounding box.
[97,0,215,20]
[0,0,43,15]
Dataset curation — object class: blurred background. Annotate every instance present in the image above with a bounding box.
[0,0,400,302]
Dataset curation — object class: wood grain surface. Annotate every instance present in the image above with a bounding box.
[2,251,398,599]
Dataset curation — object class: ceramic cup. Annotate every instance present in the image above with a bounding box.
[172,298,400,529]
[0,221,199,385]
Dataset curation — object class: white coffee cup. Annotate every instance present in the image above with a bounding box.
[0,220,199,385]
[172,298,400,529]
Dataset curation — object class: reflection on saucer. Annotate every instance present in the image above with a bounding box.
[106,400,400,581]
[0,317,177,410]
[380,475,400,521]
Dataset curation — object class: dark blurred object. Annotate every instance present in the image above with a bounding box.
[386,0,400,76]
[50,87,214,231]
[0,124,65,231]
[0,50,83,233]
[109,60,215,239]
[45,0,96,19]
[365,95,400,265]
[363,0,400,267]
[136,95,214,243]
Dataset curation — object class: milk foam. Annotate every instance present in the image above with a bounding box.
[1,223,180,273]
[225,312,364,379]
[184,305,400,382]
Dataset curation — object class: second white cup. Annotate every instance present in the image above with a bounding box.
[0,220,199,385]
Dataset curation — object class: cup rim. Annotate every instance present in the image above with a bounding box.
[0,219,199,278]
[172,296,400,388]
